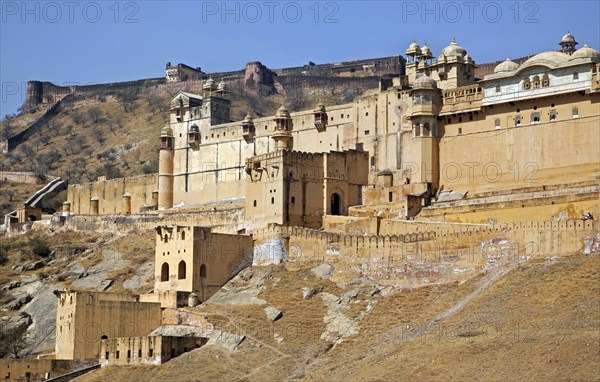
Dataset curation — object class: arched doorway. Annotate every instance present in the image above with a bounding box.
[331,193,341,215]
[199,264,207,278]
[161,263,169,282]
[178,260,186,279]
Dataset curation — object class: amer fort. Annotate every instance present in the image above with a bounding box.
[0,33,598,380]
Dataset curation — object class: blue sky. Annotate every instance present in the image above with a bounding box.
[1,1,599,119]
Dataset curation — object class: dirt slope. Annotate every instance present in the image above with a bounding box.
[75,253,599,382]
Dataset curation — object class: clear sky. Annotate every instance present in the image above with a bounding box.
[1,0,599,119]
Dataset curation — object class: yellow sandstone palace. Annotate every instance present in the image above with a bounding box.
[65,33,599,227]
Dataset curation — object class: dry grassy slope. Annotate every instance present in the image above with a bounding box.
[74,253,600,382]
[0,229,155,298]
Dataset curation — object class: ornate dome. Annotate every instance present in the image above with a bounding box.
[276,105,290,118]
[406,41,421,56]
[494,58,519,73]
[160,125,173,137]
[464,53,473,63]
[441,37,467,58]
[560,32,577,44]
[570,44,600,60]
[413,74,437,89]
[420,43,432,58]
[203,78,215,90]
[243,114,253,123]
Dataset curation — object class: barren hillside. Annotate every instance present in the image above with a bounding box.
[73,252,599,382]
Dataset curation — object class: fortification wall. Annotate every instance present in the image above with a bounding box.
[253,220,597,286]
[63,207,245,234]
[67,174,157,215]
[0,359,75,381]
[100,336,205,367]
[24,78,210,110]
[0,171,55,184]
[7,94,72,151]
[420,191,599,224]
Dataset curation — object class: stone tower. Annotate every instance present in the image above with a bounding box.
[408,74,441,191]
[559,32,578,55]
[158,125,174,209]
[272,105,293,150]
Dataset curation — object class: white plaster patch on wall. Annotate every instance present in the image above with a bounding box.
[581,234,600,255]
[253,239,288,266]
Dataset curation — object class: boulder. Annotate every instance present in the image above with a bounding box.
[302,286,323,300]
[207,330,245,351]
[341,289,359,302]
[311,263,334,279]
[264,307,283,322]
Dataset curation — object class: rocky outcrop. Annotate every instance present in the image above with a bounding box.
[244,61,276,90]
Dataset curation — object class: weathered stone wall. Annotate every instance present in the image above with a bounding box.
[0,359,74,381]
[0,171,52,184]
[100,336,205,367]
[7,94,73,151]
[154,226,253,302]
[420,188,599,224]
[63,207,245,235]
[55,291,162,361]
[253,220,597,286]
[67,174,158,215]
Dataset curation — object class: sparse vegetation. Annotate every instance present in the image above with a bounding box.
[29,236,52,257]
[0,316,29,358]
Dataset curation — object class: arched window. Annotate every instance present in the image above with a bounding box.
[532,75,540,89]
[414,124,421,137]
[549,111,557,122]
[542,74,549,87]
[494,118,501,129]
[572,107,579,118]
[101,335,108,340]
[271,197,274,204]
[161,263,169,282]
[163,234,169,243]
[523,78,531,90]
[181,231,185,240]
[515,116,522,127]
[291,196,296,204]
[253,200,257,207]
[423,123,430,136]
[199,264,207,278]
[178,261,186,280]
[370,156,375,167]
[531,112,540,124]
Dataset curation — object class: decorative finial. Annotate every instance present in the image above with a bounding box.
[452,36,456,43]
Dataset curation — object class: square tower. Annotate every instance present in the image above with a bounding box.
[154,226,253,302]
